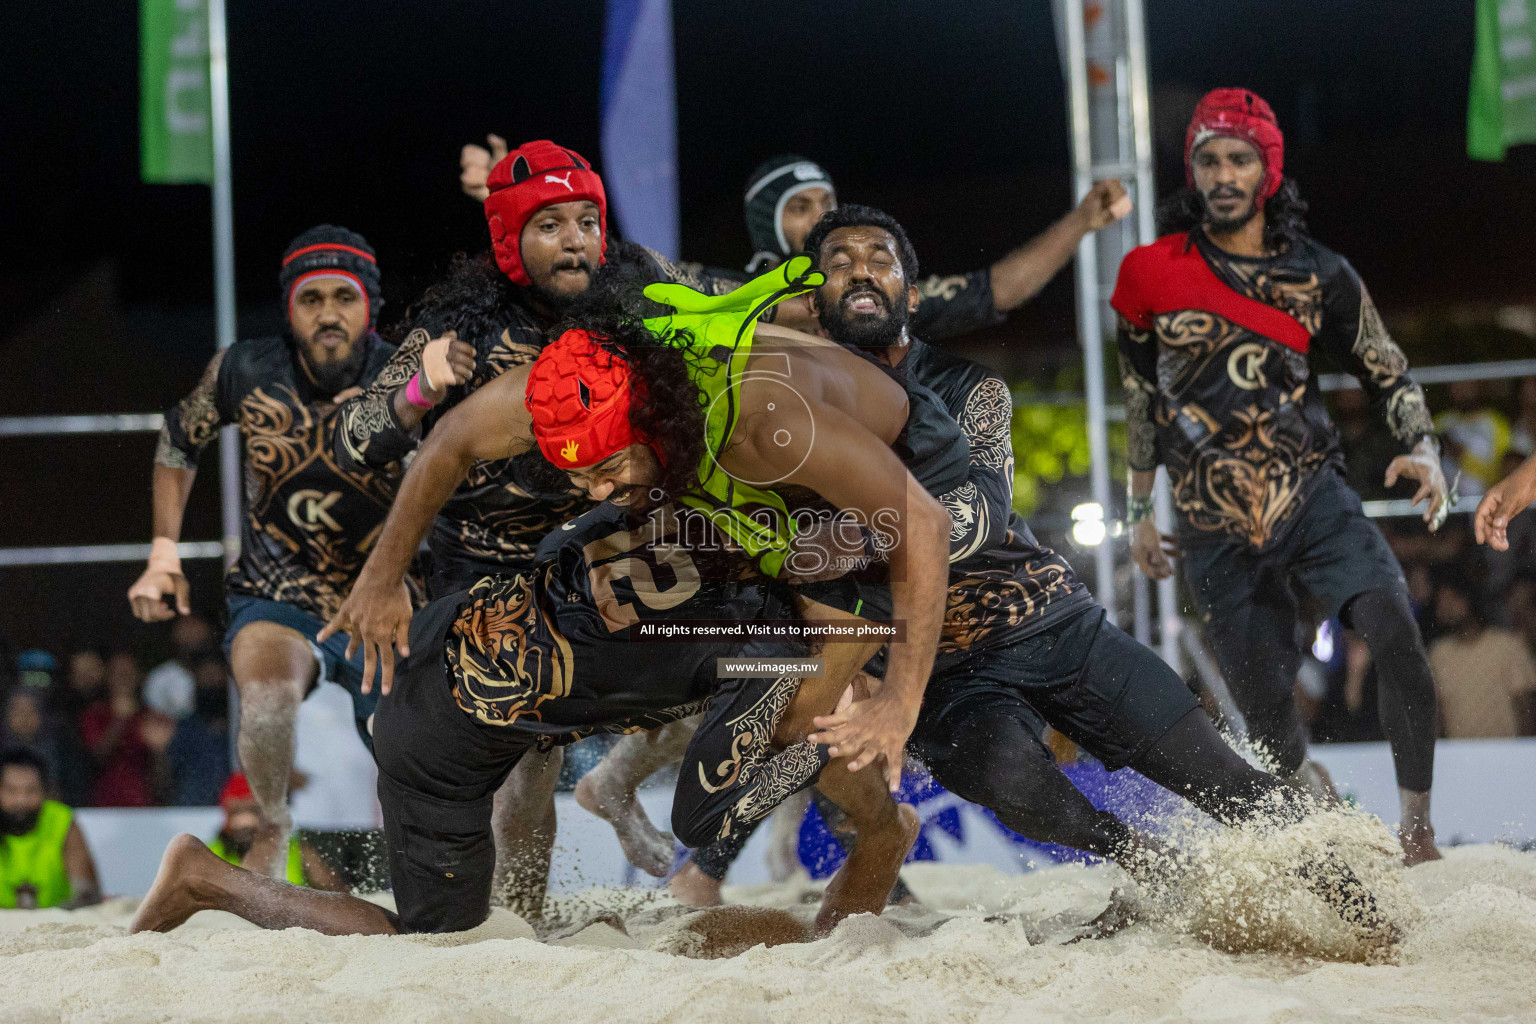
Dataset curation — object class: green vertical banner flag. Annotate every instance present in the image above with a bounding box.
[1470,0,1536,161]
[141,0,213,183]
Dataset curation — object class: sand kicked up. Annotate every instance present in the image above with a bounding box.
[1,840,1533,1024]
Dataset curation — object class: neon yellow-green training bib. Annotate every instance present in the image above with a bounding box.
[642,256,824,577]
[0,800,73,909]
[209,834,307,887]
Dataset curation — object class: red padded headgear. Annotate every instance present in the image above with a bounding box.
[525,329,646,469]
[1184,88,1285,206]
[219,773,254,809]
[483,140,608,286]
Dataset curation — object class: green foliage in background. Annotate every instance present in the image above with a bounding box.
[1009,363,1126,516]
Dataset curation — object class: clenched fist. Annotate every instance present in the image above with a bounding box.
[460,134,509,202]
[1077,179,1133,232]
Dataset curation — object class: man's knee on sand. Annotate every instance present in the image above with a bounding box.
[389,824,498,934]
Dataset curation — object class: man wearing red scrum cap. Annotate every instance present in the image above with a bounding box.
[127,225,415,878]
[335,139,741,598]
[1112,88,1446,863]
[459,138,1134,339]
[328,139,766,912]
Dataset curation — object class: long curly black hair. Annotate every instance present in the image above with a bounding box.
[1157,176,1310,253]
[385,251,521,345]
[549,306,708,504]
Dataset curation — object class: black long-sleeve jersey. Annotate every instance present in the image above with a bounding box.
[901,339,1091,654]
[1112,231,1434,551]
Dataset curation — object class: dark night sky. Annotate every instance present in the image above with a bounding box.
[4,0,1536,653]
[4,0,1532,341]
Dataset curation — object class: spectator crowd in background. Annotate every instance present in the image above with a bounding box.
[4,379,1536,812]
[0,616,230,809]
[1299,375,1536,747]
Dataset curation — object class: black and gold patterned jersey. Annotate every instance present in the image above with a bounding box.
[1112,230,1434,551]
[445,502,789,737]
[902,339,1090,655]
[155,333,405,621]
[333,245,742,587]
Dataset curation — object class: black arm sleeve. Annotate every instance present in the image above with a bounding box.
[1116,314,1161,472]
[333,328,428,472]
[1313,260,1435,454]
[911,269,1007,342]
[155,349,230,471]
[941,374,1016,562]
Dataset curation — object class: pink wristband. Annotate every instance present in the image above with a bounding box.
[404,372,435,411]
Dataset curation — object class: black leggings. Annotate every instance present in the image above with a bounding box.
[1342,588,1437,794]
[920,705,1306,858]
[1229,585,1437,793]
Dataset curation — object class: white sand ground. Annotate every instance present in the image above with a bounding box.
[1,838,1533,1024]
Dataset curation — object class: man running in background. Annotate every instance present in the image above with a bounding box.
[459,140,1131,339]
[127,226,409,878]
[1113,89,1446,864]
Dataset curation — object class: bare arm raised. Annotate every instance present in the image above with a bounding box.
[318,364,536,693]
[723,347,949,791]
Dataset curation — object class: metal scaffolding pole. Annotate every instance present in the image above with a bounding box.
[1060,0,1117,626]
[1056,0,1178,666]
[1123,0,1181,671]
[208,0,240,569]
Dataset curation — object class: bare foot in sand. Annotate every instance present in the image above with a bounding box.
[1399,789,1442,866]
[813,803,921,936]
[575,771,674,877]
[669,861,724,906]
[130,834,224,933]
[1068,887,1142,943]
[1400,823,1443,867]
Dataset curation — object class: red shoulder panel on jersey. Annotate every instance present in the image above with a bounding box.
[1109,233,1311,354]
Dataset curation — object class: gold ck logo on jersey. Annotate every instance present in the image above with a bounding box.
[287,489,343,532]
[1227,343,1269,390]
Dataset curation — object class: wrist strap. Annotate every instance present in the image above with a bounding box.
[147,537,182,577]
[404,372,436,411]
[1126,495,1155,525]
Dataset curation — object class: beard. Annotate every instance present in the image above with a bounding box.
[818,285,909,349]
[527,257,594,314]
[297,329,370,396]
[1200,186,1261,233]
[0,807,40,836]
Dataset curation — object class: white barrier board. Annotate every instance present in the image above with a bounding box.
[73,738,1536,897]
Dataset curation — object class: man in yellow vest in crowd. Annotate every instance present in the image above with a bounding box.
[0,748,101,909]
[208,774,346,891]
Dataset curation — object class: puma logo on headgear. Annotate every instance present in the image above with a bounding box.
[545,172,574,192]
